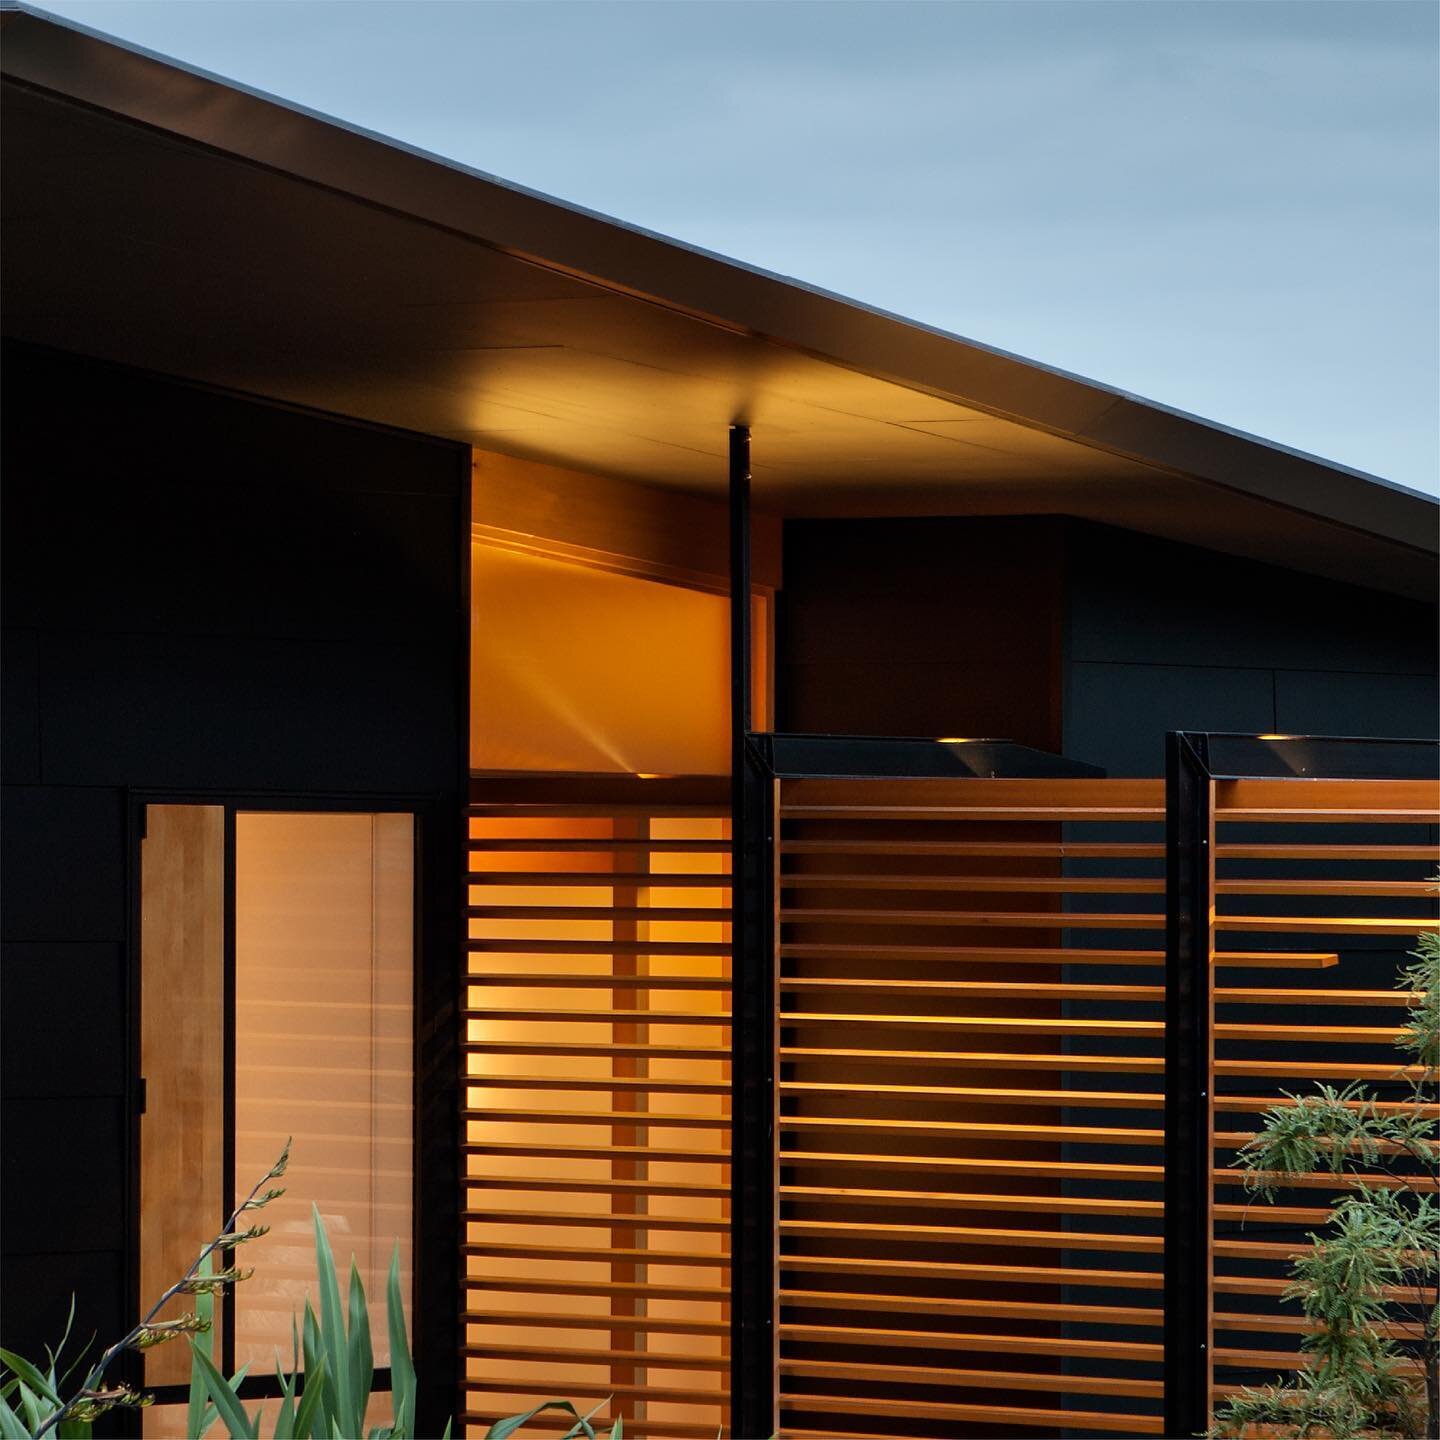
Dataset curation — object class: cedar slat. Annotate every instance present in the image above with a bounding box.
[462,1418,711,1440]
[466,1276,729,1301]
[468,974,729,990]
[782,1080,1163,1109]
[782,840,1163,858]
[1217,879,1436,896]
[780,1184,1161,1217]
[464,1241,729,1267]
[465,1176,729,1198]
[782,1217,1164,1253]
[469,871,729,887]
[781,1358,1161,1398]
[1217,844,1438,860]
[784,1150,1159,1183]
[782,907,1162,929]
[469,1107,730,1128]
[467,1007,730,1026]
[1215,914,1435,934]
[782,977,1162,1002]
[783,1011,1162,1037]
[778,1393,1164,1434]
[467,1074,729,1094]
[783,1254,1158,1289]
[781,805,1164,822]
[468,938,730,955]
[469,837,730,853]
[470,904,730,921]
[1213,1094,1437,1115]
[1216,808,1438,824]
[465,1309,728,1335]
[780,943,1338,968]
[465,1340,729,1370]
[781,874,1163,894]
[465,1041,728,1059]
[469,804,723,817]
[780,1321,1161,1361]
[781,1287,1161,1326]
[464,1207,729,1232]
[782,1045,1163,1073]
[781,1115,1160,1145]
[467,1378,727,1404]
[465,1138,723,1162]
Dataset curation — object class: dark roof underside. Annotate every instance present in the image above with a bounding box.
[1,4,1435,598]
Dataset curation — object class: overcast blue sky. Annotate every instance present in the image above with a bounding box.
[40,0,1440,494]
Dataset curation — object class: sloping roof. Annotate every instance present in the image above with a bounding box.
[2,1,1435,597]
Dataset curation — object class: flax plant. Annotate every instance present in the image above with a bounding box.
[1211,913,1440,1439]
[0,1140,623,1440]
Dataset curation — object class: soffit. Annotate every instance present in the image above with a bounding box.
[1,18,1435,598]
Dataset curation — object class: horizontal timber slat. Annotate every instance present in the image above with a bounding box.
[464,1241,730,1267]
[464,1310,729,1336]
[781,907,1162,929]
[777,1394,1164,1434]
[780,1322,1161,1361]
[781,1218,1164,1253]
[468,871,730,887]
[465,1276,729,1301]
[780,1116,1161,1145]
[464,1207,730,1232]
[782,1080,1164,1108]
[469,904,730,921]
[781,1255,1158,1289]
[468,938,730,956]
[465,1341,729,1370]
[780,943,1338,968]
[780,1287,1162,1326]
[780,1359,1162,1399]
[467,1074,729,1095]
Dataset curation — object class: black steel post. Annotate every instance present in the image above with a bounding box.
[728,425,777,1439]
[1164,731,1215,1438]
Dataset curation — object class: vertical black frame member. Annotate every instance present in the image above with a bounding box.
[1164,733,1215,1439]
[729,424,779,1438]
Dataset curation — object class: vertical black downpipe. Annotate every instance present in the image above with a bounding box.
[729,425,776,1438]
[1164,732,1214,1438]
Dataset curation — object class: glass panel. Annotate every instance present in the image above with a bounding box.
[233,812,414,1374]
[139,804,226,1391]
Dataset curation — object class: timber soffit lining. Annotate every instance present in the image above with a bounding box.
[1,2,1437,599]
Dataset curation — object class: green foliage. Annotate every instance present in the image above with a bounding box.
[0,1140,625,1440]
[187,1205,427,1440]
[1211,907,1440,1439]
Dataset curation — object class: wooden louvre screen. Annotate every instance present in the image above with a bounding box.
[1204,778,1440,1418]
[462,778,732,1439]
[776,777,1174,1438]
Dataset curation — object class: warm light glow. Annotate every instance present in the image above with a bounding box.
[471,545,731,774]
[463,803,731,1434]
[234,812,414,1374]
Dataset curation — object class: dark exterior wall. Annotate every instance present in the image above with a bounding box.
[1063,521,1440,773]
[0,345,468,1421]
[777,517,1067,751]
[777,515,1437,764]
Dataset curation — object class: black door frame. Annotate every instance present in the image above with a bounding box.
[122,787,460,1428]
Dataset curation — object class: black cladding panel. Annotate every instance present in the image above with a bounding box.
[0,343,468,1394]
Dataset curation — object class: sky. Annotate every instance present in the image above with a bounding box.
[36,0,1440,495]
